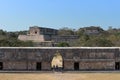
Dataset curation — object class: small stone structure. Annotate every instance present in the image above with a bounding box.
[18,26,58,42]
[0,47,120,71]
[80,26,104,35]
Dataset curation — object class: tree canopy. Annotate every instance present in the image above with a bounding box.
[0,30,33,47]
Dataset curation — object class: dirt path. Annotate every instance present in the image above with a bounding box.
[0,73,120,80]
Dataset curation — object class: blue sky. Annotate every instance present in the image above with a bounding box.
[0,0,120,31]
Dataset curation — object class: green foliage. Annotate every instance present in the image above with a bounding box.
[58,27,75,35]
[0,39,33,47]
[76,28,84,37]
[0,30,33,47]
[57,42,70,47]
[97,38,113,47]
[71,34,114,47]
[0,30,6,35]
[84,38,114,47]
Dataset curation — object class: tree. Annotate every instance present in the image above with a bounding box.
[58,27,75,35]
[0,39,33,47]
[57,42,70,47]
[0,29,6,35]
[84,38,114,47]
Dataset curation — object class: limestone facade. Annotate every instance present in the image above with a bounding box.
[0,47,120,71]
[18,26,58,42]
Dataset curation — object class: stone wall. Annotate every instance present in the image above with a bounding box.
[0,47,119,71]
[52,35,79,43]
[79,61,115,70]
[29,26,58,35]
[64,61,74,70]
[3,61,27,70]
[18,35,52,42]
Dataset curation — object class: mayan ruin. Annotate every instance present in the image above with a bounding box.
[18,26,79,47]
[0,47,119,71]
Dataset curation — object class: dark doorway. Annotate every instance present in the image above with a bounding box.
[115,62,120,70]
[74,62,79,70]
[36,62,41,70]
[0,62,3,70]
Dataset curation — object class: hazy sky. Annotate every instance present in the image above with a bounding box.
[0,0,120,31]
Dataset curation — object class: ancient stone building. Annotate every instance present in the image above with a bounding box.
[0,47,120,71]
[80,26,104,35]
[52,35,79,43]
[18,26,58,42]
[18,26,79,46]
